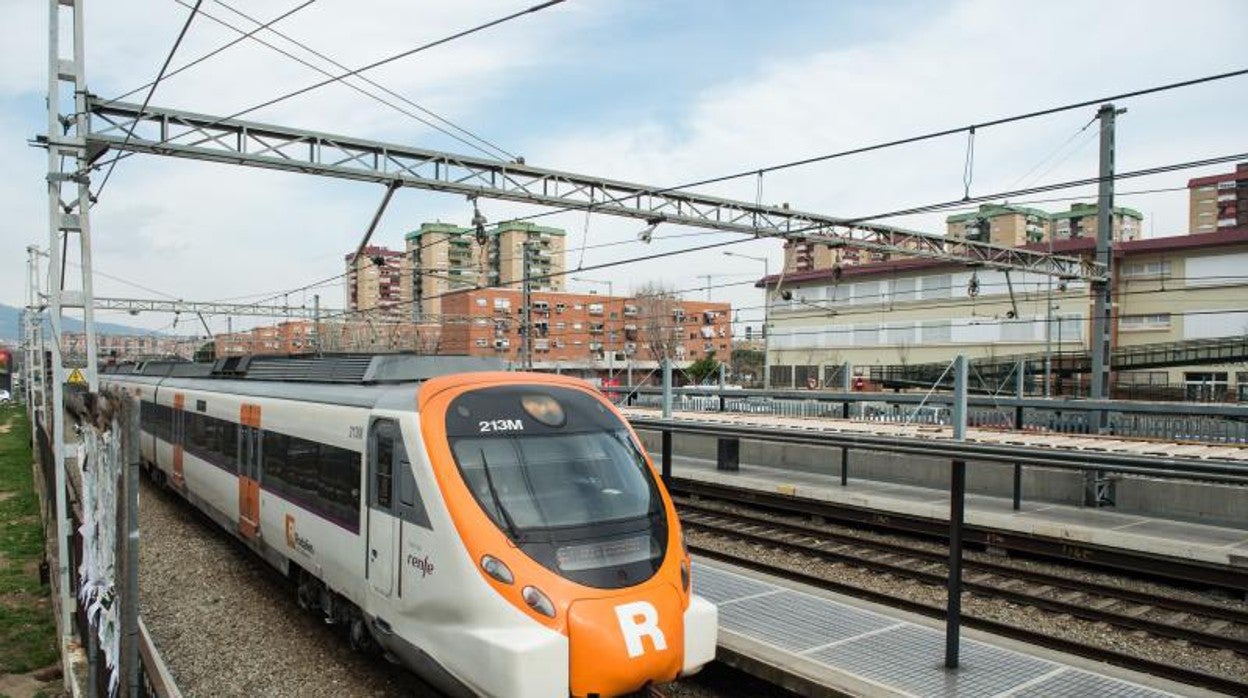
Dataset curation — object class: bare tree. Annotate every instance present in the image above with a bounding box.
[633,281,682,362]
[896,339,912,368]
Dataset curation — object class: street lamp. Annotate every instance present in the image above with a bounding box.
[724,252,770,389]
[572,276,615,380]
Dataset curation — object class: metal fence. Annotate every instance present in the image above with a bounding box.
[622,387,1248,445]
[34,407,175,697]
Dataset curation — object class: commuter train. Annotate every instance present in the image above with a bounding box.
[103,355,717,698]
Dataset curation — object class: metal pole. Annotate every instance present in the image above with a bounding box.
[1013,359,1025,511]
[662,357,673,418]
[313,294,320,356]
[1044,232,1054,398]
[661,357,673,483]
[521,243,533,370]
[718,361,726,412]
[841,361,852,486]
[945,354,968,669]
[762,258,770,389]
[46,0,76,654]
[122,394,141,696]
[1087,103,1119,505]
[607,281,614,380]
[1089,104,1118,426]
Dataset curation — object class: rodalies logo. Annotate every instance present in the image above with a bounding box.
[284,514,315,556]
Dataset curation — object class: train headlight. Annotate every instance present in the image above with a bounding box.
[480,555,514,585]
[522,585,557,618]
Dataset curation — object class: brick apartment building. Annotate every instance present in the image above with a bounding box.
[407,221,567,320]
[1189,162,1248,234]
[344,245,411,321]
[439,287,732,372]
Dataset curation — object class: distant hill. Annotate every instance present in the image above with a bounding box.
[0,303,165,341]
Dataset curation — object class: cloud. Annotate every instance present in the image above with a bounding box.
[1,0,1245,335]
[527,0,1248,321]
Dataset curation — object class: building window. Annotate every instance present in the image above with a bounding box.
[1120,371,1168,386]
[1120,313,1171,330]
[892,278,917,303]
[1184,372,1228,401]
[920,275,952,300]
[1121,261,1172,278]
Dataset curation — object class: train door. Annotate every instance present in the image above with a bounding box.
[171,393,185,487]
[367,419,399,597]
[237,404,262,540]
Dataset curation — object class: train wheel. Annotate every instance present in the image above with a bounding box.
[348,616,379,655]
[296,570,322,611]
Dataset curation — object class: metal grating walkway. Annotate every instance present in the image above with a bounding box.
[693,561,1179,698]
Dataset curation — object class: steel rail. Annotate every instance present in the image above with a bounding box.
[672,477,1248,592]
[691,545,1248,697]
[678,498,1248,626]
[681,506,1248,654]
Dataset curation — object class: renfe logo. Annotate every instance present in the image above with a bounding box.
[614,601,667,658]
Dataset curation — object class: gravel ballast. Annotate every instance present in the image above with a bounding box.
[139,480,428,697]
[137,480,750,697]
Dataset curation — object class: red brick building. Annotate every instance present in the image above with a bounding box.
[440,287,732,372]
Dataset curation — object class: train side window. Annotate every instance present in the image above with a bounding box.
[371,422,395,510]
[392,427,431,530]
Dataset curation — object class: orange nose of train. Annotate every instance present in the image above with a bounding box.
[568,584,685,697]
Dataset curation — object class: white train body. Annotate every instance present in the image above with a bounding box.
[105,358,716,697]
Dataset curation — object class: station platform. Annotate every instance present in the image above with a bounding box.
[693,558,1217,697]
[664,455,1248,571]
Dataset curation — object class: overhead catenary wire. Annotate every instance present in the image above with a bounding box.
[1007,115,1100,192]
[207,0,518,161]
[484,67,1248,231]
[93,0,205,203]
[86,0,565,176]
[142,0,518,162]
[102,0,318,105]
[794,152,1248,238]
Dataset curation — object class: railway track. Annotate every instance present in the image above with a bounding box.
[667,476,1248,595]
[677,496,1248,696]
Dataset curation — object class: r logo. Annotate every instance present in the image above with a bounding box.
[614,601,667,658]
[285,514,296,549]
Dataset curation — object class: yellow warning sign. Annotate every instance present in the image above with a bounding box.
[67,368,87,386]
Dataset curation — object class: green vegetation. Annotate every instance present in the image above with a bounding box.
[686,352,722,384]
[0,405,58,674]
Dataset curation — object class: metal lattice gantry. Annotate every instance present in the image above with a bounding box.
[84,99,1104,281]
[92,296,346,320]
[45,0,95,656]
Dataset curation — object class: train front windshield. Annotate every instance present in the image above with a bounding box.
[446,385,668,589]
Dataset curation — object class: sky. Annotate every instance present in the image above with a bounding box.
[1,0,1246,338]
